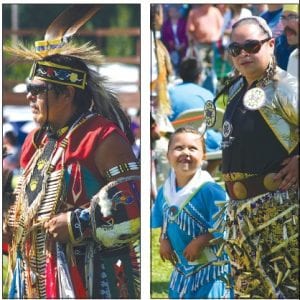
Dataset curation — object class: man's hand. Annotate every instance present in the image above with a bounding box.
[44,212,70,243]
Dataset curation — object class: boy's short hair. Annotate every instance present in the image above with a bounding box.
[168,125,206,152]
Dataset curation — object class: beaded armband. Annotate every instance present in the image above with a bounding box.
[104,161,140,180]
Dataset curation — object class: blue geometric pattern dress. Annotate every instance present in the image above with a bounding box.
[152,173,233,299]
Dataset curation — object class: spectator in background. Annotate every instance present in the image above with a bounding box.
[250,4,268,16]
[3,146,15,256]
[216,4,231,41]
[216,4,229,17]
[214,5,252,82]
[213,5,234,81]
[151,3,174,132]
[285,5,299,78]
[186,4,223,70]
[260,4,283,38]
[151,3,174,193]
[3,116,16,137]
[168,58,214,122]
[3,131,21,172]
[168,58,222,174]
[161,5,188,76]
[150,114,161,201]
[178,4,190,18]
[3,127,22,247]
[275,4,298,70]
[222,4,252,41]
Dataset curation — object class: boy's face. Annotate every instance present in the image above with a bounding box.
[167,132,203,178]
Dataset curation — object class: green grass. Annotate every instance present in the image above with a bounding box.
[151,228,173,299]
[150,172,224,299]
[2,254,9,298]
[3,230,174,299]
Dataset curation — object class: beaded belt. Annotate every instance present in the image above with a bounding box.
[225,173,282,200]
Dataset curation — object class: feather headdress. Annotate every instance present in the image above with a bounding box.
[4,4,102,89]
[4,4,135,142]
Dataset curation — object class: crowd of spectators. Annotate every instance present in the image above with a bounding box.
[151,3,298,197]
[158,3,299,139]
[151,4,299,298]
[160,4,297,83]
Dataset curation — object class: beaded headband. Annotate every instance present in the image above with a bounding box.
[29,61,87,89]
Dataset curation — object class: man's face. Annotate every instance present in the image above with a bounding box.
[282,11,299,46]
[26,78,68,127]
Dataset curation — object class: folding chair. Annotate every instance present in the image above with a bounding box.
[171,107,224,130]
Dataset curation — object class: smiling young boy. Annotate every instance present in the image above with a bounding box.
[151,126,232,299]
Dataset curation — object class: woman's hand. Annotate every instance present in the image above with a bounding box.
[183,233,212,262]
[44,212,70,243]
[159,239,178,266]
[274,155,299,191]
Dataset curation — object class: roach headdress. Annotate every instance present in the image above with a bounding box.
[5,4,135,144]
[4,4,101,89]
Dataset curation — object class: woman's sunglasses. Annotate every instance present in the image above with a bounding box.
[227,37,271,57]
[26,83,52,96]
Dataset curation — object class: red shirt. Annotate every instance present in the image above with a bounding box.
[21,114,128,208]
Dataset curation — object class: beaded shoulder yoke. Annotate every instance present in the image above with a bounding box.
[7,113,94,297]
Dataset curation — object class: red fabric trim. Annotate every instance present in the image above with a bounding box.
[45,250,58,299]
[2,242,9,255]
[70,262,88,298]
[20,115,129,208]
[20,115,127,171]
[20,129,39,168]
[119,180,140,220]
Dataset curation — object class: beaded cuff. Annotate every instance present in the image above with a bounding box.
[67,211,78,244]
[160,232,168,241]
[68,209,92,244]
[105,161,140,179]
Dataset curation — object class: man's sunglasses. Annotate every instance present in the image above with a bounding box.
[227,37,271,57]
[280,14,298,22]
[26,83,52,96]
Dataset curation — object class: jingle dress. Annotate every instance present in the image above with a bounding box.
[8,113,140,299]
[218,67,299,298]
[151,168,232,299]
